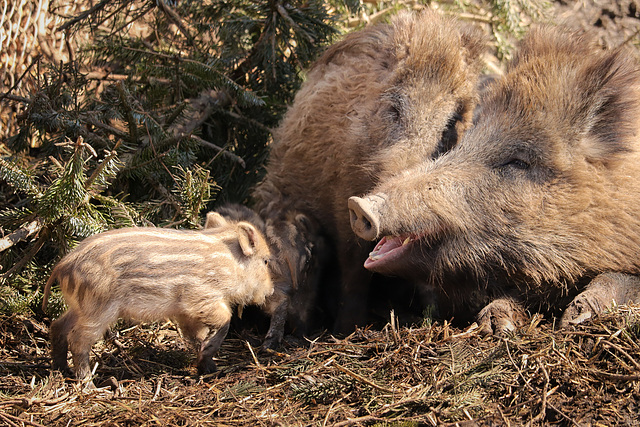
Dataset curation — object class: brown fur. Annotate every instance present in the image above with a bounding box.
[349,25,640,332]
[253,10,487,336]
[43,215,273,382]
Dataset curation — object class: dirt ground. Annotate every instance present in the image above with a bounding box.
[3,1,640,426]
[2,306,640,426]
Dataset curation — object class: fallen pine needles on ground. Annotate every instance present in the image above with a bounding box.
[1,307,639,426]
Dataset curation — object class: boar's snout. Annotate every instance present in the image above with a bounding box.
[349,195,385,241]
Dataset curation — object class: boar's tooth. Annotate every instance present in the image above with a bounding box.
[402,237,411,246]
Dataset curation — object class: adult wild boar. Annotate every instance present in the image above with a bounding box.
[43,213,273,382]
[349,25,640,334]
[253,10,487,337]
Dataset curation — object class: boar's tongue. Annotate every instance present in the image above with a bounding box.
[364,234,414,271]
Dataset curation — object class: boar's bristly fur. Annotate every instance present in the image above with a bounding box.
[43,216,273,383]
[253,10,488,339]
[349,25,640,333]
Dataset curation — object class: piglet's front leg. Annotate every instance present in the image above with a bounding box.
[196,301,233,375]
[560,273,640,328]
[262,288,289,350]
[197,321,230,375]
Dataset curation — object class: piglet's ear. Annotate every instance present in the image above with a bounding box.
[294,213,311,231]
[205,212,227,229]
[237,222,259,256]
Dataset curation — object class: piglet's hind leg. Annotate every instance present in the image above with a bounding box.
[50,310,78,376]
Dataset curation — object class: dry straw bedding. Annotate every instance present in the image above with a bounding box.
[0,307,639,426]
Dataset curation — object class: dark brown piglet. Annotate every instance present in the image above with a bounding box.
[349,25,640,333]
[206,204,326,349]
[43,214,273,382]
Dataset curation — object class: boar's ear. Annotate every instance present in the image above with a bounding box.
[205,212,227,229]
[581,49,640,159]
[237,222,260,257]
[459,24,488,72]
[312,22,393,72]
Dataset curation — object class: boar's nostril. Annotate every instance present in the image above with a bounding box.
[349,208,361,228]
[348,196,381,241]
[362,217,372,231]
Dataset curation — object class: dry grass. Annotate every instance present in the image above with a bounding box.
[1,307,640,426]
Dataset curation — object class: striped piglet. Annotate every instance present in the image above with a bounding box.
[42,212,273,382]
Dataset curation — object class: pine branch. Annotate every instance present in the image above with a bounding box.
[116,82,139,144]
[190,135,246,168]
[0,159,43,199]
[1,225,51,284]
[0,219,43,253]
[277,3,315,43]
[57,0,113,32]
[84,141,122,192]
[0,55,42,103]
[156,0,196,47]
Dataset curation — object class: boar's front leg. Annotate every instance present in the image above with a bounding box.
[560,273,640,328]
[476,298,527,336]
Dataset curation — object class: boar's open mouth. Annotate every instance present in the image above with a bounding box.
[364,233,424,272]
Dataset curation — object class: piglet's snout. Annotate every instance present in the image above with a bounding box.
[348,195,384,241]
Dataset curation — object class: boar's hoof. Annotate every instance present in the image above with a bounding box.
[559,291,608,328]
[78,379,98,392]
[348,196,383,241]
[476,298,527,336]
[560,273,640,328]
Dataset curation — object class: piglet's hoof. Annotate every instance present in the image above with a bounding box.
[52,364,74,379]
[262,334,282,351]
[476,298,527,336]
[197,358,218,376]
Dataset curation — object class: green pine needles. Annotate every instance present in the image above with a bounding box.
[0,0,348,312]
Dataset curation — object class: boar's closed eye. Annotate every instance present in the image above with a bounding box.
[435,111,463,157]
[502,159,530,170]
[388,104,402,123]
[383,91,405,124]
